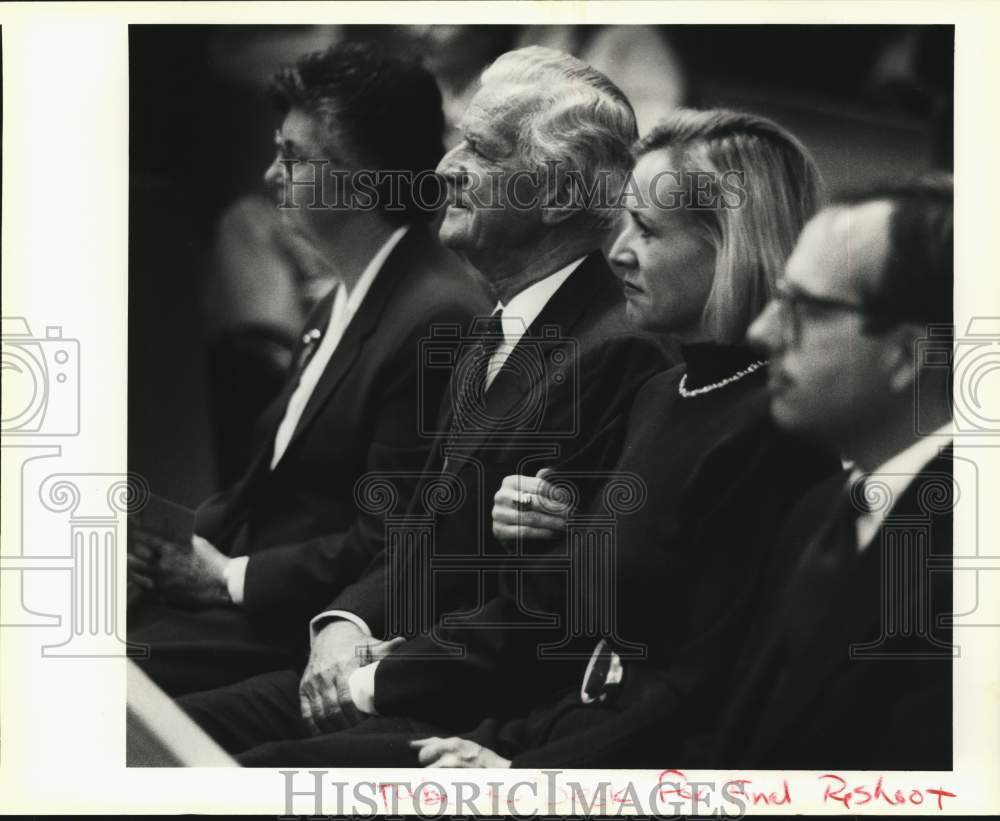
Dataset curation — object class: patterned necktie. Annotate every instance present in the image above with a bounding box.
[448,309,505,438]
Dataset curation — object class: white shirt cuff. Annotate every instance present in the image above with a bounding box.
[307,610,373,644]
[224,556,249,605]
[348,661,380,715]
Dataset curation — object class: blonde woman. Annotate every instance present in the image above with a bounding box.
[409,110,841,768]
[191,110,840,768]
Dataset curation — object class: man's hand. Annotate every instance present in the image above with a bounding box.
[298,620,402,734]
[409,736,512,768]
[127,531,230,607]
[492,468,574,542]
[127,525,162,592]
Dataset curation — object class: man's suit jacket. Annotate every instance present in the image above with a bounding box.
[699,447,954,770]
[194,225,491,631]
[328,251,670,722]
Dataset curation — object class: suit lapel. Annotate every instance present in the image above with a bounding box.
[273,227,426,470]
[727,480,854,755]
[748,449,954,759]
[206,291,339,547]
[747,521,879,758]
[465,251,614,451]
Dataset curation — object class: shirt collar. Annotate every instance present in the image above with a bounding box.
[864,422,953,483]
[851,422,951,552]
[342,224,409,314]
[493,255,586,343]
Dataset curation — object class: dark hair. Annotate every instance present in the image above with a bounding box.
[270,41,445,225]
[834,174,953,333]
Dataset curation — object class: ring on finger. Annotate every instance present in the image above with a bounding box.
[514,492,533,512]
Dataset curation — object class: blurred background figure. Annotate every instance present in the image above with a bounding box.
[199,27,346,484]
[202,195,316,485]
[129,24,953,506]
[366,24,686,145]
[865,26,954,169]
[389,25,517,149]
[514,25,686,135]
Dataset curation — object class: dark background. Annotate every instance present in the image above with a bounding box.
[128,24,954,507]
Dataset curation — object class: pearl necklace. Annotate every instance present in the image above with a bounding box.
[678,359,768,398]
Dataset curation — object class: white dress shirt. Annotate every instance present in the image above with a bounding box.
[853,422,953,553]
[485,256,583,388]
[311,255,587,715]
[223,225,409,605]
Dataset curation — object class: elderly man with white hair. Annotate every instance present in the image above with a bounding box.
[176,47,668,764]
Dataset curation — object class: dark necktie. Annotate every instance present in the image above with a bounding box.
[269,296,335,424]
[448,309,505,437]
[437,311,504,475]
[779,473,868,654]
[295,327,324,372]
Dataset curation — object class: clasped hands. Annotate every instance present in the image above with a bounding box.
[298,619,403,734]
[298,624,512,765]
[127,528,230,607]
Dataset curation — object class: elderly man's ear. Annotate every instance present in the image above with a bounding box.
[540,175,584,226]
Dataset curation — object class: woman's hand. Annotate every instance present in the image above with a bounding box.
[492,468,573,541]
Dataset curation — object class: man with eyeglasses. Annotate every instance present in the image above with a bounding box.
[128,42,490,696]
[345,175,957,772]
[381,175,955,772]
[698,174,954,769]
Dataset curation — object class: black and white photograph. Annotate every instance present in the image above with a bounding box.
[1,3,998,817]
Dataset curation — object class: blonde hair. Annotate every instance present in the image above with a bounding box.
[635,109,824,343]
[480,46,638,229]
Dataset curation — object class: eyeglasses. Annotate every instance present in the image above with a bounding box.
[770,278,890,347]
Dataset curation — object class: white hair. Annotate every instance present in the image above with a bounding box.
[480,46,638,227]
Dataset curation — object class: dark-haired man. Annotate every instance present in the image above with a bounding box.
[539,177,955,771]
[128,42,490,695]
[713,175,955,769]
